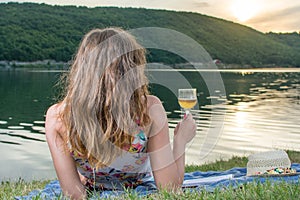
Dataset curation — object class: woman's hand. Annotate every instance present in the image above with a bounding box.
[174,114,196,144]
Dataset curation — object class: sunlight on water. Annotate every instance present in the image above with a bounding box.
[19,123,34,127]
[183,72,300,165]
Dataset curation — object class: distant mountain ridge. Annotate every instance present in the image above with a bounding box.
[0,2,299,67]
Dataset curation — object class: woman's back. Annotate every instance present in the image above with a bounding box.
[72,129,153,190]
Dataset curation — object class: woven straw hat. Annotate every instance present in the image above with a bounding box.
[246,150,291,176]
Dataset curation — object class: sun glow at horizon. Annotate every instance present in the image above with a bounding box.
[231,0,262,22]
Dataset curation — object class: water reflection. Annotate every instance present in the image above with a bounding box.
[0,69,299,180]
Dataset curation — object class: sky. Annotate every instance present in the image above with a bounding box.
[1,0,300,33]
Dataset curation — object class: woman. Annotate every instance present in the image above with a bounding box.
[45,28,196,199]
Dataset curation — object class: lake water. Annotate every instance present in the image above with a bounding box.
[0,68,300,181]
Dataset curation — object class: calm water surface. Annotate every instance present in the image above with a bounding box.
[0,68,299,181]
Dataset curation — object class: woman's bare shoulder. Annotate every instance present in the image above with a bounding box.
[146,95,166,117]
[46,103,63,119]
[45,103,65,134]
[147,95,163,106]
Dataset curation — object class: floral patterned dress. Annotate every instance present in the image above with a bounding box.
[71,129,153,191]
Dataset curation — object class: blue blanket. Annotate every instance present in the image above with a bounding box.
[16,163,300,199]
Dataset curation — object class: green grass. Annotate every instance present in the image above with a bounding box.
[185,156,248,173]
[1,150,300,199]
[0,179,50,199]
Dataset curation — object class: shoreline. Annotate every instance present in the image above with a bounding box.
[0,60,299,71]
[1,66,300,73]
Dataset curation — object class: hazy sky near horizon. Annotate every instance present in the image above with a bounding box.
[1,0,300,33]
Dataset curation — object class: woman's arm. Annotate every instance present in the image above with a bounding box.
[172,114,196,182]
[147,96,196,191]
[45,104,86,199]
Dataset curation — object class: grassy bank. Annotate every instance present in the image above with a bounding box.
[1,150,300,199]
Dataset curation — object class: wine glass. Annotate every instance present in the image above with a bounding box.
[178,88,197,115]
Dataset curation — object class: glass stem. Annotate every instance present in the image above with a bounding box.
[185,109,190,116]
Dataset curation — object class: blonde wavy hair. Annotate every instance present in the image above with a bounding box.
[60,28,151,168]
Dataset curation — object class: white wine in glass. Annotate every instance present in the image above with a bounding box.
[178,88,197,115]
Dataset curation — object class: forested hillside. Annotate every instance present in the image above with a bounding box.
[267,32,300,50]
[0,2,299,67]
